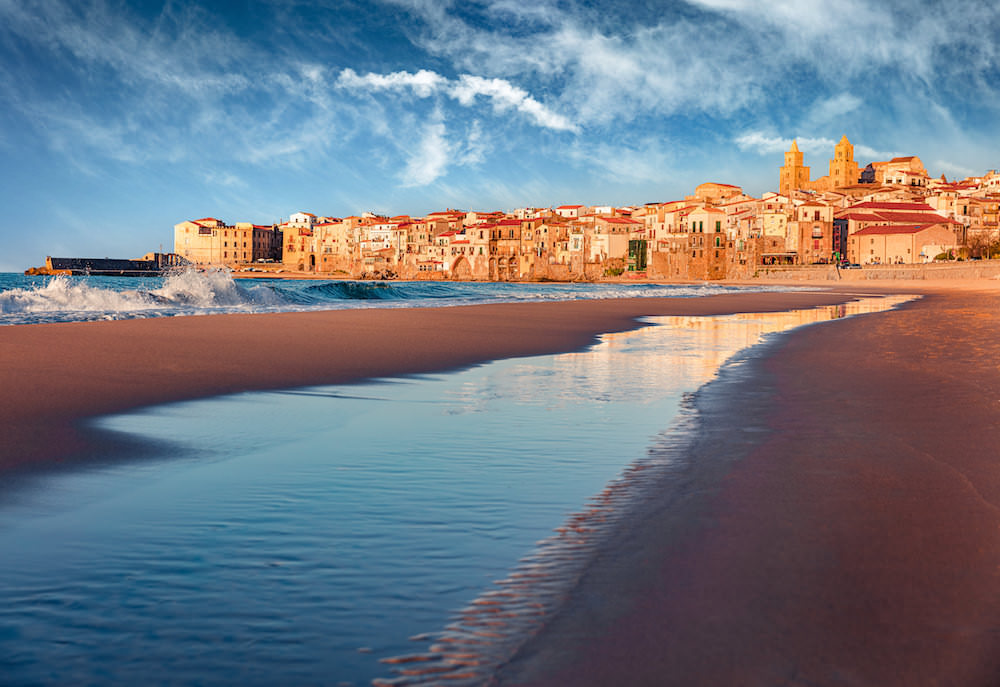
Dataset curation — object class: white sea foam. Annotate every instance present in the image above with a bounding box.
[0,270,815,325]
[0,276,156,315]
[150,269,248,307]
[0,269,269,325]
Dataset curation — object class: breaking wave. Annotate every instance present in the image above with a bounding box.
[0,269,810,325]
[0,270,282,325]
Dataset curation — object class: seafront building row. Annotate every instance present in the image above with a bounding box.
[174,138,1000,280]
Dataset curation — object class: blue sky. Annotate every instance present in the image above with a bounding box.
[1,0,998,270]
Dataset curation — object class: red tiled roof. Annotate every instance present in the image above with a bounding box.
[837,212,884,221]
[853,223,946,236]
[599,216,642,224]
[849,201,934,211]
[557,204,584,209]
[877,212,958,224]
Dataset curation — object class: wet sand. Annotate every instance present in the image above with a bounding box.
[5,281,1000,685]
[0,289,860,478]
[496,285,1000,686]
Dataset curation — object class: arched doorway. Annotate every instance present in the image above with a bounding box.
[451,256,472,279]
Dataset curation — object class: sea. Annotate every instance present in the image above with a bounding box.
[0,270,805,325]
[0,270,914,685]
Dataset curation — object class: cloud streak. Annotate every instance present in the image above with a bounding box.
[336,68,579,133]
[734,132,900,162]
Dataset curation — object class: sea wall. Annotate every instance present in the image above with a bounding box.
[750,261,1000,282]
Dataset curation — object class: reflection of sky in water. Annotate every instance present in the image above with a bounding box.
[0,296,912,686]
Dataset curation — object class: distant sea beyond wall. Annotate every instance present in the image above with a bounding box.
[750,261,1000,282]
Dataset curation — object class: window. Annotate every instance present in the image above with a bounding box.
[715,220,721,232]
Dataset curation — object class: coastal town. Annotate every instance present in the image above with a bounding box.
[169,137,999,281]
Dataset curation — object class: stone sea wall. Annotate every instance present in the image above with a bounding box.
[750,261,1000,282]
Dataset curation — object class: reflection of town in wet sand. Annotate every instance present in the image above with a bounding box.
[381,294,916,686]
[0,295,915,687]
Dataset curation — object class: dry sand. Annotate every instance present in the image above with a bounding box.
[4,280,1000,685]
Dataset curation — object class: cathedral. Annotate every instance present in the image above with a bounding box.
[779,135,860,196]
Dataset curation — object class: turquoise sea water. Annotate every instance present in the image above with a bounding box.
[0,270,806,325]
[0,296,912,685]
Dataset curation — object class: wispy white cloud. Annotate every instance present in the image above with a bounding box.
[807,93,863,126]
[734,132,900,161]
[401,114,452,186]
[386,0,1000,135]
[337,68,447,97]
[934,160,977,180]
[565,137,677,185]
[336,68,579,133]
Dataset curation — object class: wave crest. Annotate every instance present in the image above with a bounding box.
[0,269,275,324]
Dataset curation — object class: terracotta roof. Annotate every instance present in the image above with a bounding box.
[853,223,945,236]
[849,202,935,211]
[557,205,584,209]
[879,212,958,224]
[837,212,884,222]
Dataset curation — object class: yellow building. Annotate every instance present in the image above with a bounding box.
[779,140,810,196]
[174,218,280,267]
[848,223,957,264]
[780,136,861,195]
[828,135,859,189]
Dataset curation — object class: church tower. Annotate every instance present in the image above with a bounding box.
[779,140,810,196]
[828,135,859,188]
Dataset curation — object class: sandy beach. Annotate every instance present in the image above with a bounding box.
[4,281,1000,684]
[495,283,1000,686]
[0,289,861,477]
